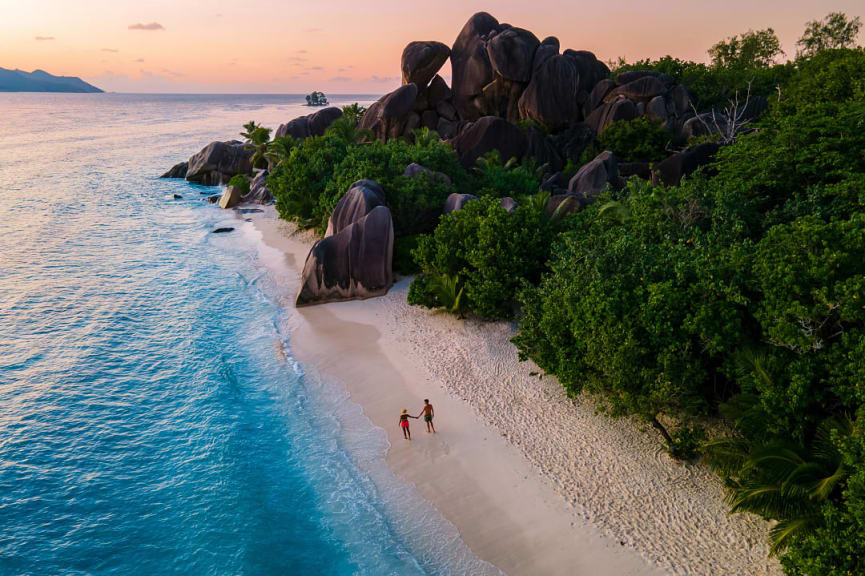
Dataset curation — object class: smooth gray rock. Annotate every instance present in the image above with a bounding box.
[450,12,501,121]
[403,162,452,186]
[586,98,638,134]
[217,185,243,209]
[652,143,720,186]
[325,180,386,237]
[296,205,394,306]
[427,75,453,107]
[545,194,582,218]
[275,107,343,140]
[161,161,188,178]
[359,83,419,141]
[487,27,539,83]
[568,150,618,200]
[243,170,272,204]
[517,54,579,131]
[401,41,451,88]
[500,197,518,212]
[186,141,252,186]
[443,193,479,214]
[604,76,666,103]
[449,116,527,168]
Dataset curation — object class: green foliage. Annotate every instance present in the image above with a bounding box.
[709,28,785,69]
[341,103,367,125]
[611,55,793,110]
[514,50,865,569]
[471,151,542,199]
[268,133,348,227]
[317,136,465,235]
[241,121,272,169]
[265,135,297,168]
[227,174,250,195]
[667,424,706,460]
[597,116,670,162]
[797,12,862,59]
[305,91,328,106]
[409,197,558,319]
[393,234,421,275]
[776,48,865,115]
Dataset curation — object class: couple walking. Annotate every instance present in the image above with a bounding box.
[398,399,435,440]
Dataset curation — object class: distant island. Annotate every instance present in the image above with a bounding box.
[305,91,328,106]
[0,68,102,93]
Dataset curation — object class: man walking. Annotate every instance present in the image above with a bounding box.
[418,399,435,433]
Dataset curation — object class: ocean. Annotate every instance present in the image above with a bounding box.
[0,94,496,575]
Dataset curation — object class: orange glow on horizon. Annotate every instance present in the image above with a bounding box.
[1,0,862,93]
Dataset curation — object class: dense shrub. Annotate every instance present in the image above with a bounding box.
[470,151,542,198]
[269,133,348,227]
[596,116,671,163]
[227,174,250,195]
[409,197,558,319]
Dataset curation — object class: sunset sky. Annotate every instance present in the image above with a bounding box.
[1,0,862,93]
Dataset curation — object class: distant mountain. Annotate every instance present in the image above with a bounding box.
[0,68,103,93]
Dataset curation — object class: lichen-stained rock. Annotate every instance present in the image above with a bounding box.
[186,140,253,186]
[568,150,618,201]
[160,161,188,178]
[275,107,343,140]
[401,41,451,88]
[443,193,479,214]
[449,116,527,168]
[242,170,273,204]
[518,54,580,131]
[487,27,539,83]
[585,79,616,116]
[325,180,386,236]
[451,12,501,121]
[359,83,419,141]
[296,206,394,306]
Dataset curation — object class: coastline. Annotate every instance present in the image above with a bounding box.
[243,205,781,576]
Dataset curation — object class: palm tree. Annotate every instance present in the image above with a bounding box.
[265,136,297,168]
[240,121,272,169]
[325,117,372,145]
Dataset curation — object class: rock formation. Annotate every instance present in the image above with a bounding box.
[243,170,273,204]
[186,141,253,186]
[296,181,394,306]
[275,107,343,140]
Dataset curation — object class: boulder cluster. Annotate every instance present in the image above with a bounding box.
[162,12,731,307]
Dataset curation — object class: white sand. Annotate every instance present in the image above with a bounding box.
[242,205,781,576]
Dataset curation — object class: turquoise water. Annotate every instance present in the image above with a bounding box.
[0,94,496,575]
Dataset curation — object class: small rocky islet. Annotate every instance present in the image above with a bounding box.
[162,11,741,307]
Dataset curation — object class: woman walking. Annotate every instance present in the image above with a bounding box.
[398,409,418,440]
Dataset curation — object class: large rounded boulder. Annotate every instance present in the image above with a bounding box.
[296,205,394,306]
[449,116,527,168]
[450,12,501,121]
[325,180,386,236]
[568,150,619,201]
[275,107,343,140]
[359,83,419,141]
[487,27,539,83]
[186,140,252,186]
[401,41,451,88]
[518,54,580,132]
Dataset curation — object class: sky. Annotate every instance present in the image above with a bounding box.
[1,0,862,93]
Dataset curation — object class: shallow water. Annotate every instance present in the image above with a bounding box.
[0,94,496,575]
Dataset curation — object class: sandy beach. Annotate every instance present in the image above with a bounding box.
[244,205,781,576]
